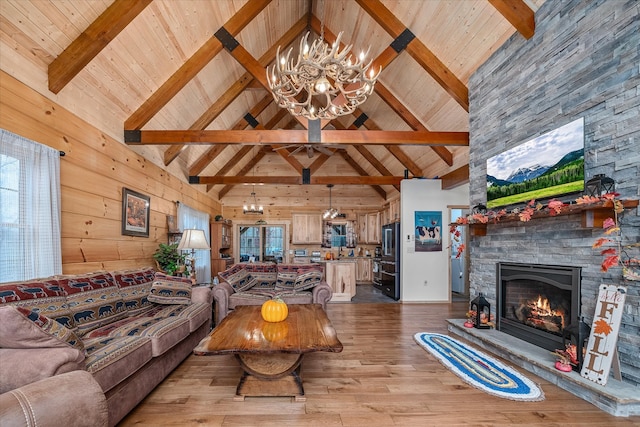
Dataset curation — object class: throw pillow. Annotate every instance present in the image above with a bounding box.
[294,267,324,291]
[218,265,256,292]
[112,267,156,316]
[147,273,193,305]
[0,306,84,353]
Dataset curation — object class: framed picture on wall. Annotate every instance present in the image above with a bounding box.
[122,187,150,237]
[415,211,442,252]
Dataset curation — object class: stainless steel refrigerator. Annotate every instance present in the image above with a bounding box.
[376,222,400,300]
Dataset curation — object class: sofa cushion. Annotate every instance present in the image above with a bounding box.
[218,264,255,292]
[83,335,153,393]
[112,267,156,316]
[147,273,193,305]
[0,278,74,328]
[228,291,274,309]
[57,272,127,336]
[144,303,211,332]
[85,312,191,357]
[0,306,84,353]
[294,266,324,291]
[274,291,313,305]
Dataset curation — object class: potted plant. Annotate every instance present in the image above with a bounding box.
[153,243,186,276]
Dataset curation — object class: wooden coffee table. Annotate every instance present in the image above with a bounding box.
[193,304,343,401]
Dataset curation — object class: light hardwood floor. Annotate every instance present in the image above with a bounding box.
[119,301,640,426]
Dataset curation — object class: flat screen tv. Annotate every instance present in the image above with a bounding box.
[486,117,585,209]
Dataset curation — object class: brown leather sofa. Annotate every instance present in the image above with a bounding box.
[212,262,332,325]
[0,268,212,426]
[0,370,108,427]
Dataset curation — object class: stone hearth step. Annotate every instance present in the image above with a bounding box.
[446,318,639,417]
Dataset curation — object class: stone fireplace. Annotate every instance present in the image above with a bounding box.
[496,262,581,352]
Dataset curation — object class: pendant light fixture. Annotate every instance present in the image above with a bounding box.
[243,147,263,215]
[323,184,339,219]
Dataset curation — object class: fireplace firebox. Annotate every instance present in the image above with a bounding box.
[496,262,581,352]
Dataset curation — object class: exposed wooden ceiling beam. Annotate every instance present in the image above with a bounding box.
[488,0,536,39]
[336,151,387,198]
[348,109,423,177]
[126,129,468,145]
[187,94,274,175]
[124,0,272,129]
[353,145,400,191]
[374,82,453,166]
[217,148,269,198]
[162,16,307,165]
[440,165,470,190]
[355,0,469,112]
[193,176,402,186]
[311,19,451,167]
[48,0,152,94]
[331,120,390,195]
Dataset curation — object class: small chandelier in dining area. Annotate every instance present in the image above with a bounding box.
[243,185,263,215]
[323,184,339,219]
[266,29,380,121]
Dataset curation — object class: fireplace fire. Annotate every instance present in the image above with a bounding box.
[496,263,581,352]
[513,294,566,334]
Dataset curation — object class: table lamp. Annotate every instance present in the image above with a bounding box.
[177,229,210,283]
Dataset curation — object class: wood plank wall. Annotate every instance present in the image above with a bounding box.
[0,71,221,274]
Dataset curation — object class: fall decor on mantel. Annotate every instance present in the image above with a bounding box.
[450,194,640,274]
[450,196,638,234]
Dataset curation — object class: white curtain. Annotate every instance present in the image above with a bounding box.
[0,129,62,282]
[177,202,211,283]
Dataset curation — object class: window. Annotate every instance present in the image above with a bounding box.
[0,129,62,282]
[238,225,285,263]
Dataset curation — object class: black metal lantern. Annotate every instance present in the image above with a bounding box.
[470,292,491,329]
[561,318,591,372]
[472,204,487,215]
[585,174,615,197]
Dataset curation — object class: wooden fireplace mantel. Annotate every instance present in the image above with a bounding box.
[461,199,639,236]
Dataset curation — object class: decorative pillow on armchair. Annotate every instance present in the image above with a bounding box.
[294,267,324,291]
[218,264,256,292]
[147,273,193,305]
[0,306,84,353]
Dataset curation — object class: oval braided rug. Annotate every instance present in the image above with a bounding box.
[414,332,545,401]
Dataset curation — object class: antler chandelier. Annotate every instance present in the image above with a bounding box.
[267,31,380,121]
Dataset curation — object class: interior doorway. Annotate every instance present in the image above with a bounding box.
[449,207,469,300]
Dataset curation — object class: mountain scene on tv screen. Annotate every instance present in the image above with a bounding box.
[486,118,585,209]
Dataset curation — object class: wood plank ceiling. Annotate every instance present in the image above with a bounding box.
[0,0,544,209]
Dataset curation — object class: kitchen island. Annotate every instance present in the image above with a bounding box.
[317,259,357,302]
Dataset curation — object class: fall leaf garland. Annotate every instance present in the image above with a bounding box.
[450,194,639,272]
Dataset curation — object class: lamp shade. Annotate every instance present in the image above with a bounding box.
[177,229,210,251]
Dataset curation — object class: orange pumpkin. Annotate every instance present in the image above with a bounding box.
[261,298,289,322]
[262,321,289,341]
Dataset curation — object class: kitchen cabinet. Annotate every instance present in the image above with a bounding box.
[324,261,356,302]
[291,213,322,244]
[356,257,373,284]
[357,212,381,244]
[366,212,380,244]
[388,199,400,223]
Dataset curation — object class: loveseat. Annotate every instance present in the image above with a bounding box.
[213,263,331,325]
[0,268,212,426]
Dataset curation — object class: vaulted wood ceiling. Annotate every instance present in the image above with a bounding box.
[0,0,544,208]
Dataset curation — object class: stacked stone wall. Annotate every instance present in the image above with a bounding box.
[468,0,639,385]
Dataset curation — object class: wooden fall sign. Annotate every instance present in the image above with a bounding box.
[580,284,626,385]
